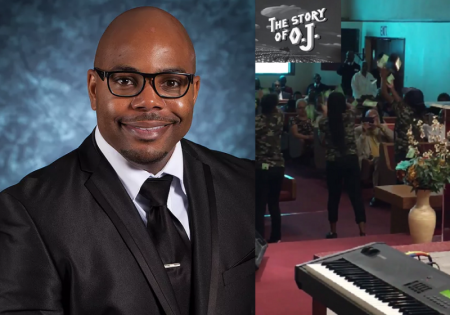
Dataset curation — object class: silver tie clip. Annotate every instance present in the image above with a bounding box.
[164,263,181,269]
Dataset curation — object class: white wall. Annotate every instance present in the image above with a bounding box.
[342,0,450,21]
[361,22,450,101]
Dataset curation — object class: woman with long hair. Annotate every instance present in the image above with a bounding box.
[319,92,366,238]
[255,94,285,243]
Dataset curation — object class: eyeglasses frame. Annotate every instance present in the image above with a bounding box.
[93,67,195,99]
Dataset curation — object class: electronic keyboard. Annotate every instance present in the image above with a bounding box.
[295,242,450,315]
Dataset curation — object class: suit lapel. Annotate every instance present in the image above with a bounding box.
[182,140,220,315]
[79,132,180,315]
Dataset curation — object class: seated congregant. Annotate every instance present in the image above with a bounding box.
[351,61,378,100]
[290,100,314,160]
[355,109,393,206]
[290,100,314,142]
[428,92,450,119]
[305,74,330,96]
[293,91,303,100]
[273,80,291,100]
[279,75,293,95]
[422,93,449,140]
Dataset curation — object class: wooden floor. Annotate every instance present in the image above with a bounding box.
[327,251,450,315]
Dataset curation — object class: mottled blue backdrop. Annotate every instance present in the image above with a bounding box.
[0,0,255,191]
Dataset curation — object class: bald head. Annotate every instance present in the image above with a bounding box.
[94,7,196,72]
[365,109,378,117]
[87,6,201,174]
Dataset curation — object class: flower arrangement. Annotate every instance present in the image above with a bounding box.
[395,117,450,193]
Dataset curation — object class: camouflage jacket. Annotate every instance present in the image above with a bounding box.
[319,110,357,161]
[255,111,285,168]
[392,101,424,155]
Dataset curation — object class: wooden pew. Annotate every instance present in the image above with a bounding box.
[384,117,396,124]
[378,143,397,186]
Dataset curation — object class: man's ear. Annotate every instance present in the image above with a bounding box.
[192,76,201,104]
[87,69,98,110]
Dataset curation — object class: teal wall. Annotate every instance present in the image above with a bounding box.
[342,0,450,21]
[338,1,450,102]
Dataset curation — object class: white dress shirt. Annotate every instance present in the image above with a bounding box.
[95,127,190,239]
[351,71,378,99]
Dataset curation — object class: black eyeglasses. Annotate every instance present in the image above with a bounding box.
[94,68,195,99]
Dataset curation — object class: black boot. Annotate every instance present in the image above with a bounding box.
[369,197,377,207]
[325,232,338,239]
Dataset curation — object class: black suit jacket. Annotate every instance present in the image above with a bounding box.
[305,83,330,95]
[337,62,361,93]
[0,132,255,315]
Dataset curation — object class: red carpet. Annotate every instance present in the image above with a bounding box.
[268,162,441,241]
[257,161,444,314]
[255,234,422,315]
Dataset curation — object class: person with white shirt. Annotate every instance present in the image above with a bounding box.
[351,61,378,100]
[0,7,254,315]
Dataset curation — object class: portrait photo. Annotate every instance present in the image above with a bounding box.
[0,1,255,314]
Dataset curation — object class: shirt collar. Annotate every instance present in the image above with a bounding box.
[94,127,186,200]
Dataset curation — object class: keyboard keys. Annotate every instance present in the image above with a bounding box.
[305,259,442,315]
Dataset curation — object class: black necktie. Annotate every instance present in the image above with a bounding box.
[139,175,191,314]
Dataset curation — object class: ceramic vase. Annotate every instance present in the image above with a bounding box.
[408,190,436,244]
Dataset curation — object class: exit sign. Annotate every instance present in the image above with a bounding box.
[380,26,387,36]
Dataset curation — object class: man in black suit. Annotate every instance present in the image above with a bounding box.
[337,50,361,97]
[0,7,254,315]
[278,75,293,95]
[273,80,291,99]
[305,74,330,95]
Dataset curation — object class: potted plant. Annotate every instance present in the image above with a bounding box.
[396,117,450,243]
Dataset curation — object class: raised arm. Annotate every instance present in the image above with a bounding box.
[380,68,402,103]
